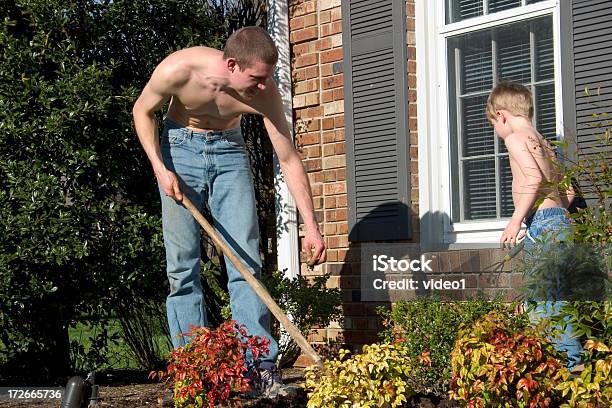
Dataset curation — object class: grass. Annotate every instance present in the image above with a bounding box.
[69,316,172,372]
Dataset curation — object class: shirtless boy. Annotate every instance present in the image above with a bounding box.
[487,81,582,368]
[132,27,326,392]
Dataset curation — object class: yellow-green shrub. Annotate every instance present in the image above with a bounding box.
[557,340,612,407]
[305,343,414,408]
[449,310,566,407]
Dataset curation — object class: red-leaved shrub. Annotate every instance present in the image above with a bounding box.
[151,321,270,407]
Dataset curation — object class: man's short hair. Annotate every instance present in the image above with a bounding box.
[486,81,534,121]
[223,26,278,68]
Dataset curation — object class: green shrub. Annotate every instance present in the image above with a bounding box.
[377,297,508,396]
[449,310,566,407]
[305,343,414,408]
[261,271,343,367]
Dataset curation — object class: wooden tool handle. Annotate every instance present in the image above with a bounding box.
[180,195,324,368]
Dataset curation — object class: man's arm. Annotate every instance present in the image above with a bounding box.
[501,133,544,246]
[256,82,326,265]
[132,61,189,200]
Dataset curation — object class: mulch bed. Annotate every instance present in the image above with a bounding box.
[0,368,460,407]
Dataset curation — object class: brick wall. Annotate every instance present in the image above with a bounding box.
[287,0,518,361]
[287,0,420,354]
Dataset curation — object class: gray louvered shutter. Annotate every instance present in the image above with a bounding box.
[341,0,410,242]
[564,0,612,201]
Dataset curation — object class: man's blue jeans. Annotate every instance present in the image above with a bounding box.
[524,207,582,369]
[158,118,277,365]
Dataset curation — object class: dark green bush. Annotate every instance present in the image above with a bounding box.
[0,0,232,381]
[377,297,509,396]
[263,271,343,367]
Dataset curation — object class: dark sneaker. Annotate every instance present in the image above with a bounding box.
[248,364,298,399]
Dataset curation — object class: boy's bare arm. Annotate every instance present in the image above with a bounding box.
[501,133,544,245]
[255,82,326,265]
[132,62,189,199]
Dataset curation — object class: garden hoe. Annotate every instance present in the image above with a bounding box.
[179,195,324,369]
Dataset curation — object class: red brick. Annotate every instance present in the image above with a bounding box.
[337,194,347,207]
[307,119,320,132]
[315,37,332,51]
[322,74,343,89]
[320,24,332,37]
[304,13,317,27]
[323,170,335,182]
[333,88,344,101]
[311,184,323,196]
[321,63,333,77]
[325,249,338,262]
[297,132,320,146]
[305,145,321,158]
[292,42,312,56]
[320,10,331,24]
[331,21,342,34]
[305,66,319,79]
[324,182,347,195]
[337,223,348,234]
[304,159,322,171]
[322,130,336,143]
[335,142,345,154]
[302,106,324,119]
[322,144,335,157]
[291,27,318,44]
[320,48,343,64]
[335,208,348,221]
[408,60,417,73]
[290,17,304,31]
[335,129,345,141]
[294,52,318,68]
[406,3,415,18]
[407,18,415,32]
[331,7,342,21]
[334,116,344,128]
[336,168,346,181]
[324,196,336,209]
[293,68,306,81]
[322,90,334,103]
[322,118,334,130]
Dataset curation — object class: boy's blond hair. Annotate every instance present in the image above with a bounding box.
[486,81,533,121]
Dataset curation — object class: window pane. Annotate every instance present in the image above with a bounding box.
[526,0,547,3]
[464,159,497,220]
[534,17,554,81]
[488,0,520,14]
[496,21,531,84]
[460,32,493,93]
[462,95,495,156]
[536,84,556,141]
[499,156,515,217]
[446,0,483,24]
[448,16,555,222]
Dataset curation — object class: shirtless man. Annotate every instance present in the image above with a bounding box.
[486,81,581,368]
[132,27,326,390]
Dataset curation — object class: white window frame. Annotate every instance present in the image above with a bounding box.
[416,0,566,249]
